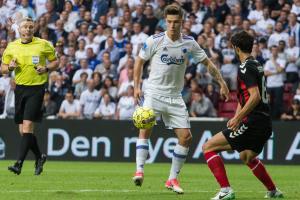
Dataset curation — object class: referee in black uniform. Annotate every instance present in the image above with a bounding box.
[1,18,58,175]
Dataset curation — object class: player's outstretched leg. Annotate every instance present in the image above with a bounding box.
[203,132,235,200]
[165,129,191,194]
[244,155,283,198]
[133,130,150,186]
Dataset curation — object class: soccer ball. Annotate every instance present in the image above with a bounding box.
[132,107,156,129]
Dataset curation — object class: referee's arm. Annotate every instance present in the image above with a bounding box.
[46,59,59,72]
[1,63,10,74]
[1,58,18,74]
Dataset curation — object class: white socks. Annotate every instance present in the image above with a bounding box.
[136,139,149,173]
[168,144,189,180]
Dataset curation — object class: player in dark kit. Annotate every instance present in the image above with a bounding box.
[202,31,284,200]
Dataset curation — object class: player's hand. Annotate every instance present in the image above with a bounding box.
[227,117,241,132]
[134,87,143,105]
[35,65,47,74]
[8,58,18,71]
[220,82,229,102]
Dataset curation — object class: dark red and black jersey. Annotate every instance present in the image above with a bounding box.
[237,56,270,117]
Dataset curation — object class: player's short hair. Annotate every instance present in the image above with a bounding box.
[18,17,34,26]
[164,4,183,18]
[231,30,254,53]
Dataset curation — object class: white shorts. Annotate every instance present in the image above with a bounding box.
[143,93,190,129]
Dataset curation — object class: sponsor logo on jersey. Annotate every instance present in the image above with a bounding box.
[160,54,185,65]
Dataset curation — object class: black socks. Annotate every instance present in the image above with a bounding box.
[17,134,32,163]
[17,133,41,163]
[31,135,41,160]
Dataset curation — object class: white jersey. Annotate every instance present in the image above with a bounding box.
[139,31,207,97]
[79,89,101,117]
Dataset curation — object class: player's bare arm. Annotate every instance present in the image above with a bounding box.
[201,58,229,101]
[227,86,261,131]
[133,56,145,103]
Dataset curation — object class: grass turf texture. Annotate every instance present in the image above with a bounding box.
[0,161,299,200]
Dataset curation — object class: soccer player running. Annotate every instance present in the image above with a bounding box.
[1,18,58,175]
[133,5,229,194]
[203,31,283,200]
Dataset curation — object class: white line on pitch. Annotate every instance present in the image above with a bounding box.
[0,189,266,193]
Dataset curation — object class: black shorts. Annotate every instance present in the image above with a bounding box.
[15,84,45,124]
[222,114,272,154]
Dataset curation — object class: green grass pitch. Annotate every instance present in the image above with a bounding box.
[0,161,299,200]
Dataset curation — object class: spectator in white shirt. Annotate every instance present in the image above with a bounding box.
[58,91,81,119]
[255,7,275,36]
[118,67,134,98]
[285,36,300,91]
[287,13,300,47]
[93,24,107,45]
[116,85,136,120]
[268,21,289,48]
[117,43,135,73]
[75,39,87,61]
[80,79,101,119]
[94,93,116,119]
[247,0,264,25]
[72,59,93,85]
[131,22,148,56]
[291,0,300,22]
[264,45,286,119]
[0,79,15,119]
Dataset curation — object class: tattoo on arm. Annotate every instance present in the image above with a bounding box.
[203,58,224,84]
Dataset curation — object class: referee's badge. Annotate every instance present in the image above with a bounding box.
[32,56,40,65]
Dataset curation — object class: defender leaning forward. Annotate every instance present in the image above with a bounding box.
[1,18,58,175]
[133,5,229,194]
[203,31,283,200]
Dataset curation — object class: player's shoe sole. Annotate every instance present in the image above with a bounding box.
[132,172,144,186]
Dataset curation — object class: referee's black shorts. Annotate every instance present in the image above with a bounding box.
[222,114,272,154]
[15,84,45,124]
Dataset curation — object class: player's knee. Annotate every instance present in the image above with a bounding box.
[240,153,253,164]
[202,142,211,153]
[179,133,192,146]
[22,121,34,133]
[239,153,248,164]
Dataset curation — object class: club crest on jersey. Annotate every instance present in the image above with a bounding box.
[161,54,185,65]
[182,48,187,54]
[142,43,147,51]
[32,56,40,65]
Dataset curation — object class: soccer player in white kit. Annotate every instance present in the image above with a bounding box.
[133,5,229,194]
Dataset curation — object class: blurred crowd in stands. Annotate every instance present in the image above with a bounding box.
[0,0,299,120]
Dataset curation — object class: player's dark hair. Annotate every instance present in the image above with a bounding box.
[164,4,183,18]
[230,30,254,53]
